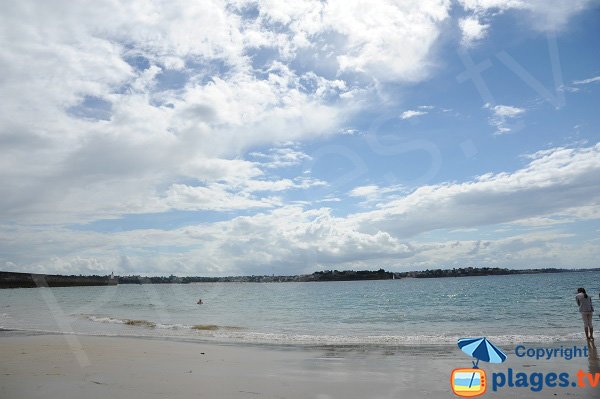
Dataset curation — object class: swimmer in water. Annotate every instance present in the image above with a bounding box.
[197,299,203,304]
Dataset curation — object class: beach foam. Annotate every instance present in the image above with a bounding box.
[5,314,587,347]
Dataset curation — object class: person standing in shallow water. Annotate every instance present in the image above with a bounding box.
[576,288,594,341]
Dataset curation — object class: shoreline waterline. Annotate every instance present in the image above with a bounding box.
[0,326,589,350]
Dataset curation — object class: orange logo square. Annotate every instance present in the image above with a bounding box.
[451,368,487,397]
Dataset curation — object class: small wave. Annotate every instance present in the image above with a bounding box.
[191,324,244,331]
[78,314,586,346]
[117,303,157,309]
[83,315,157,329]
[83,315,127,324]
[187,331,588,346]
[192,324,219,331]
[125,319,156,328]
[82,315,243,332]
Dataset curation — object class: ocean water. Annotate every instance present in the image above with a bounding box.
[1,271,599,346]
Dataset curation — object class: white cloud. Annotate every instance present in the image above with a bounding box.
[349,184,405,201]
[352,144,600,238]
[458,0,526,11]
[179,158,263,184]
[573,76,600,85]
[458,16,489,46]
[400,110,428,120]
[0,1,356,224]
[339,128,362,135]
[488,104,525,117]
[1,1,598,275]
[167,66,346,156]
[244,0,452,82]
[242,177,326,192]
[509,204,600,227]
[1,144,599,275]
[164,183,281,212]
[328,0,451,82]
[406,231,597,269]
[0,0,468,225]
[349,185,380,197]
[458,0,595,35]
[348,184,406,208]
[0,207,414,276]
[250,146,312,169]
[484,103,526,134]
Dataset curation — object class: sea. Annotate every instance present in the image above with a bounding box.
[1,271,598,346]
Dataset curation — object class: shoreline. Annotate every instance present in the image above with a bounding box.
[0,326,588,348]
[1,333,598,398]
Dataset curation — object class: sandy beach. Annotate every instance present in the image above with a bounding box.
[1,332,598,399]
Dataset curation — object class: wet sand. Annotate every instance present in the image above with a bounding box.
[0,333,598,398]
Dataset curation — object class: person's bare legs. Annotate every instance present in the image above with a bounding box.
[583,313,594,340]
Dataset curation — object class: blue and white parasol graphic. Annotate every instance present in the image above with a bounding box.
[457,337,507,390]
[458,337,507,368]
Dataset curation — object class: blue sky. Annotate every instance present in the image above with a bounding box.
[1,0,599,276]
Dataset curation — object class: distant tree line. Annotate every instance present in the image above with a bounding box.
[0,271,116,289]
[398,267,515,278]
[3,267,600,288]
[118,269,394,283]
[116,267,599,284]
[397,267,585,278]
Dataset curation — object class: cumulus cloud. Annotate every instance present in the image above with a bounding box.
[487,104,525,117]
[348,184,406,207]
[484,103,526,134]
[1,1,598,275]
[0,1,351,224]
[10,142,600,271]
[352,144,600,238]
[406,232,598,269]
[6,225,595,276]
[0,0,462,225]
[458,0,529,12]
[458,16,489,46]
[349,185,380,197]
[249,146,313,169]
[0,207,414,276]
[245,0,452,82]
[327,0,451,82]
[164,184,282,212]
[400,110,428,120]
[458,0,595,32]
[2,144,599,275]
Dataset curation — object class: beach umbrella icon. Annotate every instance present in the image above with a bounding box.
[455,337,507,393]
[458,337,507,367]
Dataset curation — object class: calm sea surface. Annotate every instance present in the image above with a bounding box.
[1,272,599,345]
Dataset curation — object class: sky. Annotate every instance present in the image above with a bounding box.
[0,0,599,276]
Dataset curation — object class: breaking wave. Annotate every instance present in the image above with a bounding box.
[76,314,586,347]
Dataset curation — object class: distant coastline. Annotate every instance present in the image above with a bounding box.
[0,271,118,289]
[1,267,599,288]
